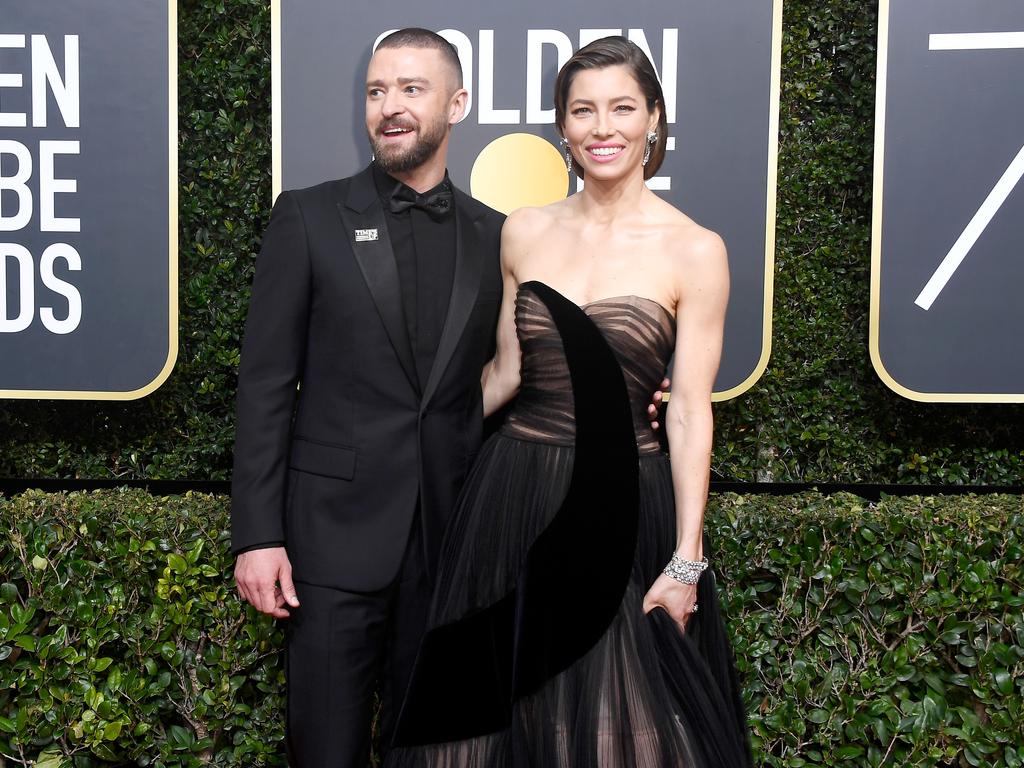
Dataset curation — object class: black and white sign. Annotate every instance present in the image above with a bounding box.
[871,0,1024,402]
[0,2,177,399]
[274,1,781,399]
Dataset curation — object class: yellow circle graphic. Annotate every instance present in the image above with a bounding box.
[470,133,569,215]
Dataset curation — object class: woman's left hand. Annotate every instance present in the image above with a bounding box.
[642,573,698,631]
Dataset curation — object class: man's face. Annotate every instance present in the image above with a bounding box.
[365,46,462,175]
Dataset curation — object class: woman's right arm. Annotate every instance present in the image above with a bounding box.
[480,211,527,418]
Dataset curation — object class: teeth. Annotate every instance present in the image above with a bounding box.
[590,147,622,156]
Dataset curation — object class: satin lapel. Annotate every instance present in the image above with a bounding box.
[420,197,483,409]
[336,171,419,393]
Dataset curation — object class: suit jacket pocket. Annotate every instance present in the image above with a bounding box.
[289,436,357,480]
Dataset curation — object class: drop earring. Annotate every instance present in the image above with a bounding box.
[642,131,657,167]
[560,138,573,173]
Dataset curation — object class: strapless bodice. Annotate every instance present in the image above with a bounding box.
[501,281,675,454]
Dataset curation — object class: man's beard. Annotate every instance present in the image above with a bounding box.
[370,114,449,174]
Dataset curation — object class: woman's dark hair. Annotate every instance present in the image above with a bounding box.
[553,36,668,180]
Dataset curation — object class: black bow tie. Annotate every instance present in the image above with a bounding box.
[389,183,453,221]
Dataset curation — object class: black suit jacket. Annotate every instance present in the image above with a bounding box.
[231,164,505,592]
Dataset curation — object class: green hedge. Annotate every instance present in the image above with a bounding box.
[2,490,1022,766]
[0,491,284,767]
[0,0,1021,481]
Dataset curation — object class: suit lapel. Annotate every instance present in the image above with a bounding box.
[420,191,484,410]
[336,166,419,393]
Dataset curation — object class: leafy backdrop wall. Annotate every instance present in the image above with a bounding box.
[0,0,1021,485]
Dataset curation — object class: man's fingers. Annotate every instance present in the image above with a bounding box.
[234,548,297,618]
[268,585,291,618]
[237,575,266,610]
[268,603,291,619]
[235,573,254,606]
[278,568,301,608]
[258,584,283,616]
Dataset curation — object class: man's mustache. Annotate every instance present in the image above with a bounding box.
[377,119,417,135]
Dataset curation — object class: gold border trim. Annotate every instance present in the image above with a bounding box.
[271,0,282,202]
[0,1,179,401]
[868,0,1024,403]
[713,0,782,401]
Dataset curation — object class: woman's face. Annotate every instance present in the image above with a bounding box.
[561,64,660,182]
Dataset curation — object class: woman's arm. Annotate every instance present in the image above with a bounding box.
[643,228,729,629]
[480,211,527,418]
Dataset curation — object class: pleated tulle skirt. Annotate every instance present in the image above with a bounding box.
[385,433,753,768]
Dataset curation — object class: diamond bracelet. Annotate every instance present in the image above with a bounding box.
[663,554,708,585]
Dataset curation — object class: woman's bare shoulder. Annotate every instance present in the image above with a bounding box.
[501,200,575,264]
[504,199,572,235]
[652,203,726,265]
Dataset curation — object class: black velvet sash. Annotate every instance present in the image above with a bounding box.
[393,281,640,746]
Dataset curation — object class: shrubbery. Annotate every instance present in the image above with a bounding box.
[718,492,1024,766]
[0,491,283,767]
[2,490,1021,766]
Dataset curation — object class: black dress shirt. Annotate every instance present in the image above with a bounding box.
[372,162,457,390]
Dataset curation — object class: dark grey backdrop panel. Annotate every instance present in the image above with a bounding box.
[873,0,1024,400]
[278,1,778,397]
[0,2,173,397]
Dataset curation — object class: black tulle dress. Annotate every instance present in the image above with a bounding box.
[386,281,752,767]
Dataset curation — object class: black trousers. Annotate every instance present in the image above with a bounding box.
[285,520,430,767]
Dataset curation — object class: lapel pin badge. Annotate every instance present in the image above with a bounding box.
[354,228,379,242]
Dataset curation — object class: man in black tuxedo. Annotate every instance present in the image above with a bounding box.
[231,29,504,766]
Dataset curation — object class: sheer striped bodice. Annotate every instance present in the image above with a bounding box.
[502,282,675,454]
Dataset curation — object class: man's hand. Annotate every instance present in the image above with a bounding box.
[235,547,300,619]
[647,377,671,430]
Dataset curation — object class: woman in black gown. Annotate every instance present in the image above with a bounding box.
[386,36,752,767]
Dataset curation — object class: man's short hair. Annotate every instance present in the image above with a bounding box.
[375,28,463,90]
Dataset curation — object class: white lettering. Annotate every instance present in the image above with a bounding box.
[0,242,34,332]
[627,28,677,123]
[370,27,678,129]
[477,30,519,124]
[371,30,396,49]
[0,34,27,128]
[31,35,80,128]
[439,29,474,121]
[39,140,80,232]
[526,30,572,124]
[0,140,33,231]
[40,243,82,334]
